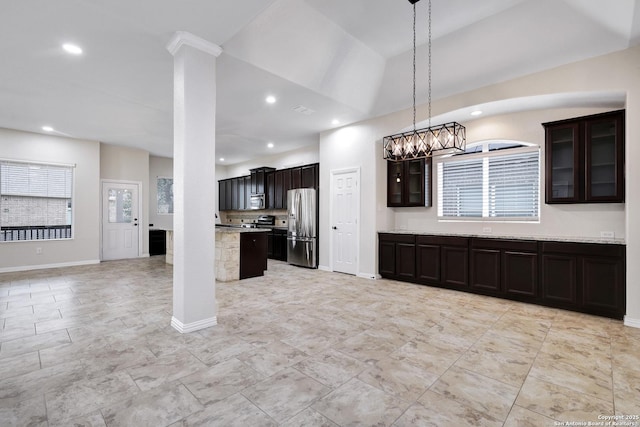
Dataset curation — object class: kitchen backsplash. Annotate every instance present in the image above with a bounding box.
[219,209,288,228]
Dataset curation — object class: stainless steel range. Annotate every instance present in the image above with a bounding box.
[256,215,276,228]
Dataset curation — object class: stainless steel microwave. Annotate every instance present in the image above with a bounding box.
[249,194,265,210]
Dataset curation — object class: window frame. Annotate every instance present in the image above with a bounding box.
[436,141,540,222]
[0,158,76,242]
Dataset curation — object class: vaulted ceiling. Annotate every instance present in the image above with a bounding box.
[1,0,638,163]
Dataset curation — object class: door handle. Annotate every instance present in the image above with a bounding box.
[332,226,337,230]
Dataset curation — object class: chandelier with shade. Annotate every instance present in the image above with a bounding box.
[383,0,465,161]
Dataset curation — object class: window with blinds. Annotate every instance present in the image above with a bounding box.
[437,142,539,220]
[0,160,74,241]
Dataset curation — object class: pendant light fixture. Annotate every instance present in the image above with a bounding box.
[383,0,465,161]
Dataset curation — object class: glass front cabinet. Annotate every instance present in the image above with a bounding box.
[544,110,624,204]
[387,158,431,207]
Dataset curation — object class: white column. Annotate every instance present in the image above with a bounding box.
[167,32,222,333]
[625,91,640,328]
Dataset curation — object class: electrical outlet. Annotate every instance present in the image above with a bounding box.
[482,227,492,233]
[600,231,615,238]
[36,247,42,254]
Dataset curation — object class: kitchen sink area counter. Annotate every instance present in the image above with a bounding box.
[379,230,625,245]
[379,231,626,319]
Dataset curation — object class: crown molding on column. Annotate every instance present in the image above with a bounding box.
[167,31,223,57]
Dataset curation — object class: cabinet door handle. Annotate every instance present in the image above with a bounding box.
[332,226,337,230]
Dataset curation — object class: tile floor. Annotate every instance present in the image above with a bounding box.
[0,257,639,426]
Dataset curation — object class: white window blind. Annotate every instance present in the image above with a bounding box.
[488,152,539,217]
[438,145,539,220]
[438,158,483,217]
[1,162,72,198]
[1,160,74,241]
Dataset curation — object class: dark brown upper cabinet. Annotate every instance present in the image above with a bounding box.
[250,167,275,195]
[220,163,318,211]
[244,176,251,209]
[289,163,319,191]
[274,168,291,209]
[544,109,624,204]
[300,163,319,189]
[218,175,251,211]
[387,158,431,207]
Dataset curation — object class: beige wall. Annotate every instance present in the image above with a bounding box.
[0,128,100,271]
[100,143,150,255]
[319,45,640,324]
[393,107,625,239]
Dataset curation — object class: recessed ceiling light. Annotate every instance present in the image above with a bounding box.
[267,142,274,148]
[219,157,225,162]
[265,95,276,104]
[62,43,83,55]
[332,119,340,125]
[42,126,54,132]
[471,110,483,116]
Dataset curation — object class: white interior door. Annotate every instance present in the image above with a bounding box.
[331,169,359,275]
[102,181,140,260]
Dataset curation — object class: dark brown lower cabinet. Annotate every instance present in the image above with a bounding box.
[379,237,397,277]
[470,238,538,300]
[378,233,416,280]
[441,237,469,289]
[240,232,268,280]
[149,230,166,256]
[379,233,625,319]
[267,229,287,261]
[541,241,625,318]
[541,254,577,304]
[470,248,500,293]
[582,256,624,314]
[503,250,538,298]
[384,234,468,289]
[416,237,440,283]
[396,242,416,280]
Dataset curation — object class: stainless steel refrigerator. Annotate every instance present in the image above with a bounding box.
[287,188,317,268]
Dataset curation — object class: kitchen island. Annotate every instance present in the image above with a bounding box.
[166,228,269,282]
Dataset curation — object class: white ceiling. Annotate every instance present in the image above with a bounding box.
[0,0,638,164]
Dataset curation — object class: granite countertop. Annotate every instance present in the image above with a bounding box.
[215,227,269,234]
[379,230,626,245]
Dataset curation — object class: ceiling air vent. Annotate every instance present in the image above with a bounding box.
[292,105,315,115]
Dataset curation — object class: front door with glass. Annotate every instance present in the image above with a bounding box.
[102,181,140,260]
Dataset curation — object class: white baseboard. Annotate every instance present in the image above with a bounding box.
[624,316,640,329]
[171,316,218,333]
[317,266,380,280]
[0,259,100,274]
[357,272,381,280]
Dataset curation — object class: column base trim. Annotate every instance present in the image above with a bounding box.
[171,316,218,333]
[623,316,640,329]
